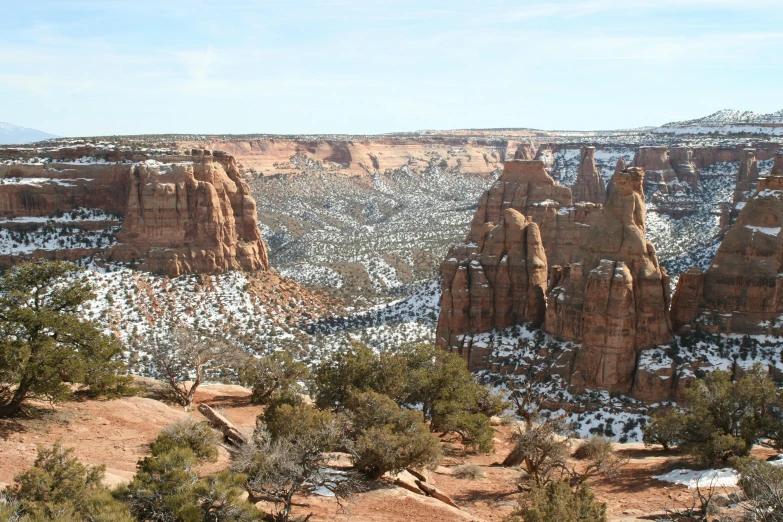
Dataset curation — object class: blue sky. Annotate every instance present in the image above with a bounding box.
[2,0,782,136]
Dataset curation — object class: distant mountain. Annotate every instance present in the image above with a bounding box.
[655,109,783,135]
[0,122,59,145]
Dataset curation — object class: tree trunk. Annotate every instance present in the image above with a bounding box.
[0,381,31,418]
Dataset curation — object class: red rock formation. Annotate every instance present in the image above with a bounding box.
[466,160,602,267]
[671,175,783,333]
[731,148,760,221]
[110,150,268,277]
[0,148,269,277]
[437,208,548,368]
[513,142,536,160]
[669,147,699,184]
[572,147,606,205]
[631,147,676,193]
[544,167,672,394]
[0,164,131,217]
[773,150,783,175]
[534,147,555,170]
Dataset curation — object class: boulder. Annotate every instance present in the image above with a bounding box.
[572,147,606,205]
[544,167,672,394]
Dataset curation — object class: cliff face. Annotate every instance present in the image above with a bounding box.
[632,147,677,193]
[572,147,606,205]
[544,167,672,394]
[0,148,269,277]
[669,147,699,184]
[467,160,602,267]
[110,150,268,276]
[437,209,548,368]
[731,148,760,221]
[671,175,783,333]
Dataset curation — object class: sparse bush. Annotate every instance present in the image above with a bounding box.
[150,418,221,462]
[502,419,571,485]
[643,367,783,465]
[239,351,309,405]
[235,403,350,522]
[143,327,239,410]
[505,480,606,522]
[731,456,783,521]
[347,391,442,479]
[7,441,134,522]
[571,436,625,485]
[453,464,485,480]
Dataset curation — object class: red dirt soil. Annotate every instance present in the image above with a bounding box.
[0,380,774,521]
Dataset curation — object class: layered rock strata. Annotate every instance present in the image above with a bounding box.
[731,148,760,221]
[110,150,269,276]
[544,167,673,394]
[0,148,269,276]
[437,208,548,368]
[631,147,676,193]
[671,175,783,333]
[466,160,602,267]
[571,147,606,205]
[669,147,699,184]
[437,160,602,367]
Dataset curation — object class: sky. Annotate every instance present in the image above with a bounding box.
[1,0,782,136]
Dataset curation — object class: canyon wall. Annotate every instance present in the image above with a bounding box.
[671,175,783,333]
[0,148,269,276]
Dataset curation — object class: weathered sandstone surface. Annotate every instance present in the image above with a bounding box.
[671,175,783,333]
[669,147,699,184]
[544,167,672,394]
[571,147,606,205]
[436,160,602,367]
[0,148,269,276]
[466,160,602,267]
[731,148,760,222]
[436,209,547,368]
[631,147,677,193]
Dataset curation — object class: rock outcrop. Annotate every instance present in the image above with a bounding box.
[110,150,269,277]
[731,148,760,222]
[631,147,676,193]
[437,160,602,368]
[671,175,783,333]
[0,148,269,277]
[534,147,555,170]
[544,167,673,394]
[669,147,699,184]
[466,160,602,267]
[773,150,783,175]
[437,208,548,368]
[571,147,606,205]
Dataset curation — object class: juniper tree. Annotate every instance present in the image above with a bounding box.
[0,260,132,417]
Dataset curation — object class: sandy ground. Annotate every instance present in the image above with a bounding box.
[1,380,775,521]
